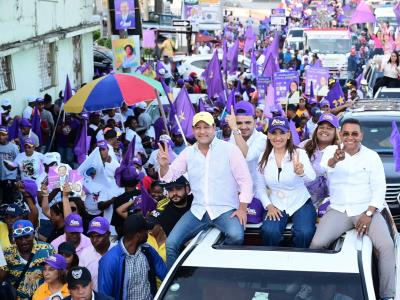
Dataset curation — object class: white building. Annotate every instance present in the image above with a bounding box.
[0,0,100,115]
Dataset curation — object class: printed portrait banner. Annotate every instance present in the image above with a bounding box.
[111,35,141,70]
[273,71,299,105]
[115,0,136,30]
[305,67,330,95]
[257,76,272,104]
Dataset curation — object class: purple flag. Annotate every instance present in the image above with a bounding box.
[153,117,165,142]
[244,26,256,55]
[140,184,157,215]
[326,81,345,108]
[250,50,257,78]
[262,52,279,77]
[7,118,19,141]
[390,121,400,172]
[349,0,376,25]
[74,115,90,164]
[222,39,228,73]
[309,81,315,104]
[156,61,165,79]
[228,40,239,75]
[395,3,400,26]
[63,75,73,104]
[226,89,236,114]
[203,50,224,98]
[264,84,275,118]
[198,98,206,112]
[123,135,136,166]
[142,29,156,48]
[136,61,151,74]
[174,86,195,138]
[355,73,363,89]
[31,106,42,144]
[289,120,300,146]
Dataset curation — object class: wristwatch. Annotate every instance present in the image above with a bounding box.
[232,129,241,136]
[365,210,374,217]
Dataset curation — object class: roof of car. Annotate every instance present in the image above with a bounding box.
[180,228,370,274]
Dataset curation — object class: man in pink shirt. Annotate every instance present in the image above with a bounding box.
[51,213,91,257]
[79,217,116,291]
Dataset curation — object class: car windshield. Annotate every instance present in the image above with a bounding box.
[308,39,351,54]
[160,267,365,300]
[358,119,400,153]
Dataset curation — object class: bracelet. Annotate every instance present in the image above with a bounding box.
[42,194,49,197]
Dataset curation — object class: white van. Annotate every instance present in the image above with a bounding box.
[284,27,305,51]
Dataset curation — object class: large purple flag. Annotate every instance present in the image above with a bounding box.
[244,26,256,55]
[74,114,90,164]
[289,120,300,145]
[123,135,136,166]
[262,52,279,77]
[326,81,345,108]
[140,184,157,215]
[349,0,376,25]
[250,50,258,78]
[203,50,224,98]
[395,3,400,26]
[226,88,236,114]
[228,40,239,75]
[174,86,195,138]
[63,75,73,104]
[390,120,400,172]
[7,118,19,141]
[222,39,228,73]
[31,106,42,144]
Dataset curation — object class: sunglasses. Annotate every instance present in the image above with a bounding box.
[13,226,34,236]
[342,132,360,138]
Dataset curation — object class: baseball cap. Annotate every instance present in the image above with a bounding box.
[64,213,83,233]
[133,157,142,166]
[247,198,264,224]
[20,118,32,128]
[5,203,24,217]
[58,241,76,256]
[27,96,37,103]
[163,176,188,190]
[317,113,339,128]
[137,102,147,110]
[45,254,67,270]
[88,217,110,235]
[123,214,152,236]
[268,117,290,133]
[104,128,117,140]
[24,138,35,147]
[310,107,322,118]
[67,267,92,289]
[0,126,8,135]
[22,179,38,200]
[192,112,214,126]
[97,140,108,150]
[234,101,255,117]
[12,220,35,238]
[44,152,61,165]
[177,78,184,86]
[35,97,44,103]
[1,99,11,107]
[319,99,330,108]
[286,104,297,112]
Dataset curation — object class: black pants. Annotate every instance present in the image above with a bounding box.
[373,76,400,96]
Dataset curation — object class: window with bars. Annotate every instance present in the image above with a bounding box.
[38,43,56,90]
[0,56,15,93]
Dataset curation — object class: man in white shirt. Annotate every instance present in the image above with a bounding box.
[158,112,253,269]
[197,42,211,55]
[226,101,267,223]
[310,118,395,300]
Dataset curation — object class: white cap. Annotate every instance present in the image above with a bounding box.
[158,69,166,75]
[1,99,11,106]
[256,104,265,111]
[136,102,147,110]
[360,79,367,85]
[27,96,37,103]
[159,134,172,143]
[43,152,61,165]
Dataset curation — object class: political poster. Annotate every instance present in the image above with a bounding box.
[305,67,330,96]
[114,0,136,30]
[273,71,299,105]
[257,76,272,104]
[111,35,140,70]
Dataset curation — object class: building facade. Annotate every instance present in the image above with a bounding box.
[0,0,100,115]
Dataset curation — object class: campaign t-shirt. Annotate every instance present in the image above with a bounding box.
[111,190,141,232]
[14,151,45,181]
[0,142,19,180]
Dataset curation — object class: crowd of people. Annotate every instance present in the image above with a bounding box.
[0,0,398,300]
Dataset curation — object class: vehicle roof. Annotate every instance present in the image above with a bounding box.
[343,110,400,118]
[181,228,366,274]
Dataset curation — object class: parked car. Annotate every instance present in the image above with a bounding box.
[364,58,383,91]
[340,102,400,228]
[93,45,113,74]
[155,216,400,300]
[375,87,400,99]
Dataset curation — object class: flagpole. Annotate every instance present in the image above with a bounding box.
[49,102,64,151]
[154,89,170,136]
[174,114,189,147]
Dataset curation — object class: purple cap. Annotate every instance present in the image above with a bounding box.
[88,217,110,235]
[20,118,32,128]
[319,99,330,108]
[64,213,83,233]
[247,198,264,224]
[234,101,255,117]
[97,140,108,150]
[35,97,44,103]
[268,117,290,133]
[45,254,67,270]
[317,113,339,128]
[133,157,142,166]
[318,200,330,218]
[177,78,184,86]
[24,138,35,147]
[22,179,38,201]
[0,126,7,134]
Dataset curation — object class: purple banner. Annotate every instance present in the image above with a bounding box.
[305,67,330,96]
[273,71,299,105]
[115,0,136,30]
[257,76,272,104]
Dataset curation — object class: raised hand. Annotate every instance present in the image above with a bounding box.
[333,142,346,163]
[157,141,170,168]
[225,105,238,130]
[293,151,304,176]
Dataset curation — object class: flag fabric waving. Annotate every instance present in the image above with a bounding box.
[173,86,196,138]
[325,81,345,108]
[203,50,224,98]
[349,0,376,25]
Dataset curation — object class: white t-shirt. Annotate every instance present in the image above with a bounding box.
[14,151,45,181]
[198,45,211,55]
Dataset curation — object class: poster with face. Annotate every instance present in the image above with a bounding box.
[305,67,330,95]
[114,0,136,30]
[111,35,140,70]
[273,71,299,104]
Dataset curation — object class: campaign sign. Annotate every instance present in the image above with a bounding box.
[257,76,272,104]
[305,67,330,95]
[273,71,299,105]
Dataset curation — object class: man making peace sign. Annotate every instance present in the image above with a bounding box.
[157,112,253,269]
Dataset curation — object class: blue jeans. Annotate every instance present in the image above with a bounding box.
[261,199,316,248]
[166,209,244,269]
